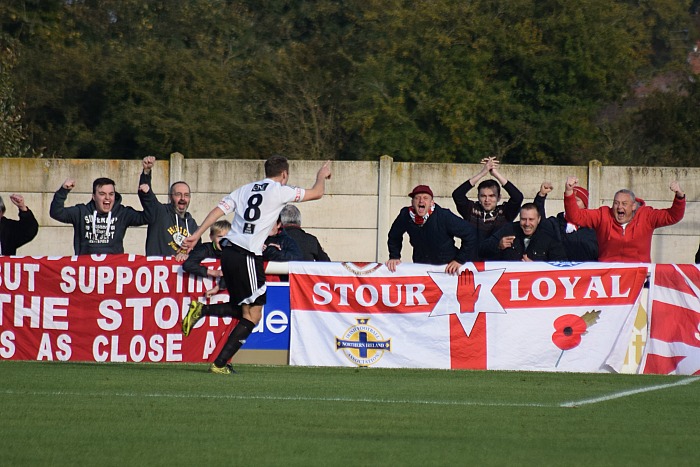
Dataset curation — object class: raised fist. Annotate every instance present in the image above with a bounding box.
[539,181,553,196]
[669,180,684,198]
[62,178,76,190]
[142,156,155,173]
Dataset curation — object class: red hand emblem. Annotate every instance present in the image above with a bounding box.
[457,269,481,313]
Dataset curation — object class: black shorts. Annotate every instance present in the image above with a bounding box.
[220,243,267,312]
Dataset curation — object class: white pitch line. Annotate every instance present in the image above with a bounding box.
[559,377,699,408]
[3,378,698,408]
[0,389,554,408]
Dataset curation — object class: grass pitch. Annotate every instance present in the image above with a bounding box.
[1,361,698,466]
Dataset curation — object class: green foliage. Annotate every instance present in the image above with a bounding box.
[3,0,257,158]
[342,0,681,164]
[0,0,696,163]
[598,79,700,167]
[0,33,32,157]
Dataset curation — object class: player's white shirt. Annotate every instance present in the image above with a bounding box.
[218,178,305,255]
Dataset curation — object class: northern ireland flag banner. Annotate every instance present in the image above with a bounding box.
[289,261,648,372]
[641,264,700,375]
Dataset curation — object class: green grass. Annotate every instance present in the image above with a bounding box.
[1,361,698,466]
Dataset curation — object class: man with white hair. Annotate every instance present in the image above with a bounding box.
[280,204,330,261]
[563,176,685,263]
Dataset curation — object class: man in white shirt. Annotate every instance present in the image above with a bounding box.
[181,155,331,374]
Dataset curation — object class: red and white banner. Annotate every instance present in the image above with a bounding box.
[8,256,698,373]
[0,255,237,362]
[641,264,700,375]
[289,261,649,372]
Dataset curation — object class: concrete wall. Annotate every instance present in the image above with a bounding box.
[2,154,698,263]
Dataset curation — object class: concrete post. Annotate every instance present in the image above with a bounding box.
[588,159,602,208]
[169,152,184,188]
[376,155,393,262]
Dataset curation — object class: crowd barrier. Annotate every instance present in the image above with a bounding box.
[1,255,698,375]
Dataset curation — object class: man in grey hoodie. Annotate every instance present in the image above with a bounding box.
[138,156,200,257]
[50,177,148,255]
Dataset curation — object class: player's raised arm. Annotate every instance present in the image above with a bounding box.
[182,206,226,252]
[302,160,332,201]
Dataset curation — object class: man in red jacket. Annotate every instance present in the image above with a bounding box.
[563,176,685,263]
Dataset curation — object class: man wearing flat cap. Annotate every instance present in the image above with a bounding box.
[386,184,478,274]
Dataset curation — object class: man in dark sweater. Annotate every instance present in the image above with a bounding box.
[452,157,524,259]
[0,193,39,255]
[480,203,567,262]
[138,156,199,257]
[387,185,478,274]
[280,204,330,261]
[533,181,598,262]
[50,177,148,255]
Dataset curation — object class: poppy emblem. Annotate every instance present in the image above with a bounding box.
[552,310,600,367]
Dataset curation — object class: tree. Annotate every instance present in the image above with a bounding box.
[339,0,656,163]
[0,33,32,157]
[4,0,259,158]
[598,79,700,167]
[0,0,696,164]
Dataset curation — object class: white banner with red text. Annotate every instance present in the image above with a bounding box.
[289,261,650,372]
[5,256,698,373]
[0,255,290,363]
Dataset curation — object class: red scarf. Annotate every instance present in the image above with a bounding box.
[409,205,434,225]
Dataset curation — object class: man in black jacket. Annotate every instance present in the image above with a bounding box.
[263,217,303,262]
[280,204,330,261]
[262,216,303,281]
[387,185,478,274]
[533,181,598,262]
[0,193,39,255]
[480,203,567,262]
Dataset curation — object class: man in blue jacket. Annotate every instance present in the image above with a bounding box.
[386,185,478,274]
